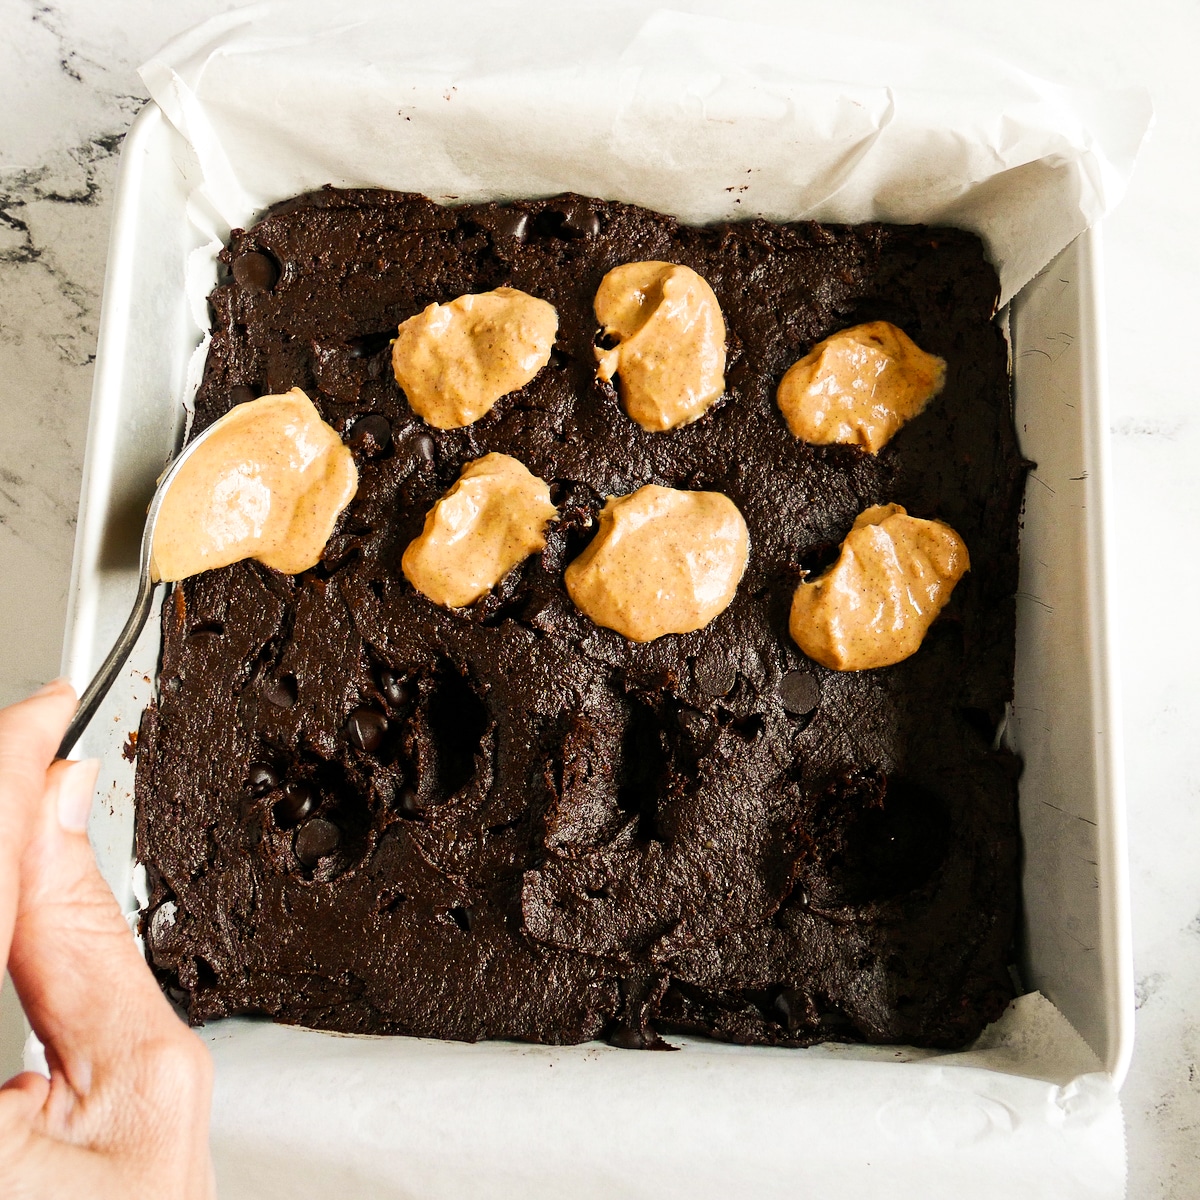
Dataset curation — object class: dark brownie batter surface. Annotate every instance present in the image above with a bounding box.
[135,190,1023,1049]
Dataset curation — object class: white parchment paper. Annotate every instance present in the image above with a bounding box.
[131,3,1150,1195]
[199,995,1123,1200]
[142,0,1151,305]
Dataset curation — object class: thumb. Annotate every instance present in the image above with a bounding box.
[0,679,78,974]
[7,757,206,1147]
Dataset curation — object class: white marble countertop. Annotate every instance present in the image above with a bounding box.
[1,2,1196,1195]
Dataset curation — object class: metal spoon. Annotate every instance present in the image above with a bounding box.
[57,421,222,759]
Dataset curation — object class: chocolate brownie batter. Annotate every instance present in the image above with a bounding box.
[135,190,1024,1049]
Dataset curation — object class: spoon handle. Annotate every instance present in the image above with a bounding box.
[58,573,160,760]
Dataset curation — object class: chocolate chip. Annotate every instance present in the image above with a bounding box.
[348,414,392,457]
[559,202,599,238]
[694,655,737,697]
[492,208,529,241]
[275,781,316,825]
[397,785,421,818]
[188,623,224,644]
[448,906,473,932]
[778,671,820,715]
[818,1008,853,1032]
[232,250,279,294]
[246,761,280,797]
[772,987,816,1032]
[406,430,435,464]
[345,707,388,752]
[772,990,795,1028]
[263,675,297,709]
[228,384,258,406]
[294,818,340,865]
[608,1026,648,1050]
[378,669,411,709]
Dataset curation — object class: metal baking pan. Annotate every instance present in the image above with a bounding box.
[59,100,1132,1196]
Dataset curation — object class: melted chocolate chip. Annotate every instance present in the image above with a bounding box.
[772,987,816,1033]
[345,707,388,752]
[559,202,599,238]
[245,762,280,797]
[294,818,340,866]
[449,906,473,932]
[493,208,529,241]
[396,785,422,818]
[263,675,297,709]
[348,414,392,457]
[378,669,411,709]
[694,655,737,698]
[275,781,316,825]
[818,1008,854,1033]
[188,623,225,644]
[608,1026,649,1050]
[778,671,820,715]
[232,250,279,294]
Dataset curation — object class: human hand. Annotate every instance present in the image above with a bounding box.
[0,679,214,1199]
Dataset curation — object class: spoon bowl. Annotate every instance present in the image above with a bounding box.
[57,420,227,759]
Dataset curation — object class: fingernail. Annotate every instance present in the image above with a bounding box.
[34,677,71,698]
[57,759,100,833]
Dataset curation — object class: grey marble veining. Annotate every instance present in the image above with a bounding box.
[1,2,1198,1196]
[0,0,232,705]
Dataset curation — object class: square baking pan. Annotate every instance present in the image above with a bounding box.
[58,100,1132,1196]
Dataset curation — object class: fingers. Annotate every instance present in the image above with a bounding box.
[0,678,76,787]
[0,1084,126,1200]
[0,1074,104,1200]
[0,680,77,991]
[0,1071,50,1110]
[8,756,199,1142]
[0,682,215,1196]
[10,754,215,1193]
